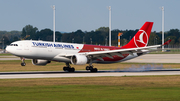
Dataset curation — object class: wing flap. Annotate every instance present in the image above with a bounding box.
[103,53,114,59]
[96,56,104,61]
[110,52,124,57]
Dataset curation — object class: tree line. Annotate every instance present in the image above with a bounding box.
[1,24,180,49]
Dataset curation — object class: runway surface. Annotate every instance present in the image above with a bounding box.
[0,56,20,60]
[1,54,180,79]
[1,69,180,79]
[124,54,180,63]
[1,54,180,63]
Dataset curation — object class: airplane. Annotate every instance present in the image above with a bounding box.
[6,22,171,72]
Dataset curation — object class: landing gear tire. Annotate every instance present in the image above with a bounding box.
[86,66,93,70]
[63,67,75,72]
[69,67,75,72]
[21,62,26,66]
[90,68,98,72]
[63,67,68,71]
[63,63,75,72]
[20,57,26,66]
[86,66,90,70]
[86,66,98,72]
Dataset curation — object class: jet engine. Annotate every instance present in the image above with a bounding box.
[32,59,51,66]
[71,55,88,65]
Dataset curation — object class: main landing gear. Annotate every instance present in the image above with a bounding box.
[86,65,98,72]
[63,63,98,72]
[20,57,26,66]
[86,57,98,72]
[63,63,75,72]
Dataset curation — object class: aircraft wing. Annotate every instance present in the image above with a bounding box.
[84,40,171,60]
[85,45,160,55]
[58,40,171,61]
[84,39,171,57]
[82,45,161,60]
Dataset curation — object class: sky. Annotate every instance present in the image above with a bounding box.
[0,0,180,32]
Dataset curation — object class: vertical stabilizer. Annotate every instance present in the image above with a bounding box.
[122,22,153,48]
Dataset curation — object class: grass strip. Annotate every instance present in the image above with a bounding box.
[0,53,13,56]
[0,76,180,101]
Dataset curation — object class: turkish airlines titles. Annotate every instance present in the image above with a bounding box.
[32,42,75,49]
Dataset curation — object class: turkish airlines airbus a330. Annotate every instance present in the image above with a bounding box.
[6,22,171,72]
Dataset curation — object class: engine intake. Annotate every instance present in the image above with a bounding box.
[32,59,51,66]
[71,55,88,65]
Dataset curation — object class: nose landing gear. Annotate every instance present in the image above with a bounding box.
[20,57,26,66]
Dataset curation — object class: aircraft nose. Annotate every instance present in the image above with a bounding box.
[6,46,11,53]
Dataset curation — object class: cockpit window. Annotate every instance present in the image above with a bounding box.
[10,44,18,46]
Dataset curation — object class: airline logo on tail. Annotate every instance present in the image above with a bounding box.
[114,22,153,48]
[134,30,148,47]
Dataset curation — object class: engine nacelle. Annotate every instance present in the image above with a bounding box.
[71,55,88,65]
[32,59,51,66]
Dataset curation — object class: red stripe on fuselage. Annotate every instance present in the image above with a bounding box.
[79,44,119,52]
[79,44,128,62]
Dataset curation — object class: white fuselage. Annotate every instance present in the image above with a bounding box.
[6,40,84,62]
[6,40,142,64]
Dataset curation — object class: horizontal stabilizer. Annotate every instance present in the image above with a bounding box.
[163,39,171,45]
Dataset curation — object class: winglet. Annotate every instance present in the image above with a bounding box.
[163,39,171,45]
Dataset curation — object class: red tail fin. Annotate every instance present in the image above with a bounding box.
[122,22,153,48]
